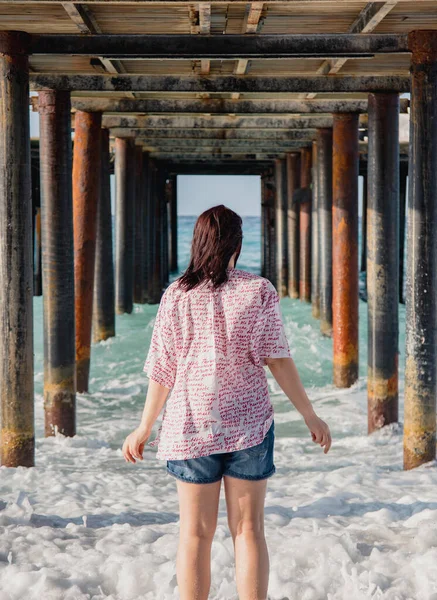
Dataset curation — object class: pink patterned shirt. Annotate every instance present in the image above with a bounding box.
[143,267,292,460]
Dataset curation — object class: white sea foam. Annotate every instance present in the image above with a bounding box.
[1,259,436,599]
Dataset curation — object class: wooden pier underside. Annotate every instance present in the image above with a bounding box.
[0,0,433,157]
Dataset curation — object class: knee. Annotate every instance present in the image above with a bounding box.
[181,523,216,544]
[230,518,265,540]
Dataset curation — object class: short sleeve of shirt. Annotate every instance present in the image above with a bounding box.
[250,282,292,367]
[143,289,177,389]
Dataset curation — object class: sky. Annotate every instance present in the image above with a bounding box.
[177,175,261,216]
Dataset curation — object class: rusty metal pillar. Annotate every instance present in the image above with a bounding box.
[134,145,145,304]
[39,90,76,438]
[115,137,135,314]
[147,160,164,303]
[332,113,359,388]
[399,161,408,304]
[162,171,170,287]
[367,92,400,434]
[317,128,333,337]
[0,32,34,467]
[268,166,277,286]
[73,110,102,393]
[404,31,437,470]
[169,174,178,273]
[142,152,151,302]
[360,173,368,274]
[31,150,42,297]
[275,158,287,297]
[299,147,312,302]
[286,152,300,299]
[93,128,115,343]
[311,141,320,318]
[261,175,266,278]
[33,206,42,296]
[262,165,276,286]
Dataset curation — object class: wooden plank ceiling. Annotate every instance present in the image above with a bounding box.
[2,0,435,157]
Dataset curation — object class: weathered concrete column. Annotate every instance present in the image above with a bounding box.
[73,110,102,393]
[169,175,178,273]
[286,153,300,299]
[275,158,288,297]
[93,128,115,342]
[0,32,34,467]
[134,145,145,304]
[332,113,359,388]
[317,128,333,337]
[367,92,400,434]
[311,141,320,318]
[299,147,312,302]
[399,161,408,304]
[39,90,76,437]
[115,137,136,314]
[404,31,437,469]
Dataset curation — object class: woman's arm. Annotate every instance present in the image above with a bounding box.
[265,356,332,454]
[122,379,171,464]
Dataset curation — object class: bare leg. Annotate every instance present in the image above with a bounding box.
[224,476,269,600]
[175,478,222,600]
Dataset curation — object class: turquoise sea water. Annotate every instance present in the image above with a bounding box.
[32,214,406,441]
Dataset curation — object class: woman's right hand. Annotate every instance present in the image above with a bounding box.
[304,412,332,454]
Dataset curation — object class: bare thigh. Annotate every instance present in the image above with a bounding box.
[176,478,222,537]
[223,476,268,538]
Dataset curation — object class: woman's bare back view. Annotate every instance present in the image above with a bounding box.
[123,205,331,600]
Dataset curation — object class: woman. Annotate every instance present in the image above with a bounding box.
[123,204,331,600]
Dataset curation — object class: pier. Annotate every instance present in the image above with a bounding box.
[0,3,436,472]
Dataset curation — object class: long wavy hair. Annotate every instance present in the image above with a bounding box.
[177,205,243,291]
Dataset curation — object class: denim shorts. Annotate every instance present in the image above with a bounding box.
[166,420,276,484]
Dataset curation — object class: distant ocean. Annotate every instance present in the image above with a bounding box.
[2,213,433,600]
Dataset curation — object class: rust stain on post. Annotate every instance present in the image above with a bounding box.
[332,113,359,388]
[73,110,102,393]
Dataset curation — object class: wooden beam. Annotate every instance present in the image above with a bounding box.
[65,97,409,114]
[30,74,410,93]
[29,33,409,57]
[307,2,399,98]
[105,128,317,140]
[0,0,423,3]
[66,97,367,114]
[167,162,271,175]
[100,115,341,129]
[199,3,211,76]
[234,2,264,79]
[136,139,313,149]
[61,3,100,34]
[61,2,134,95]
[199,3,211,34]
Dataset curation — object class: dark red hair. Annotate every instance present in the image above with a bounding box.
[177,205,243,291]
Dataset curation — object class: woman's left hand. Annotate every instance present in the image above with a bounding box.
[122,426,151,463]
